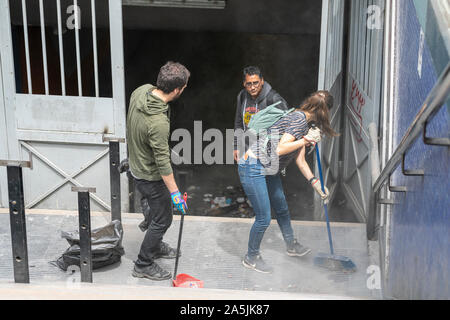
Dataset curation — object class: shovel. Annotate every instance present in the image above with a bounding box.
[313,145,357,273]
[172,193,204,288]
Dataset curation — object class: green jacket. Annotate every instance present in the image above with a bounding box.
[127,84,172,181]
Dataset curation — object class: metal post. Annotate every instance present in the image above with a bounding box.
[0,160,32,283]
[109,141,121,222]
[74,0,82,96]
[21,0,32,94]
[103,136,125,222]
[71,186,96,283]
[91,0,99,97]
[56,0,66,96]
[38,0,49,95]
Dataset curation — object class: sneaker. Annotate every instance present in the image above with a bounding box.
[132,263,172,281]
[155,241,180,259]
[287,239,312,257]
[242,254,273,274]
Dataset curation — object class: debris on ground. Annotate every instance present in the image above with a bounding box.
[119,160,256,219]
[174,184,255,218]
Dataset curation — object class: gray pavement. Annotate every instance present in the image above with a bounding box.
[0,210,380,299]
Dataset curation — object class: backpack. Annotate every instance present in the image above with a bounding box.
[247,102,295,155]
[248,101,295,134]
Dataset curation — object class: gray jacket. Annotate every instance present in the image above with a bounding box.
[233,81,288,151]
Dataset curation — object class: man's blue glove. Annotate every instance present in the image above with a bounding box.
[171,191,187,215]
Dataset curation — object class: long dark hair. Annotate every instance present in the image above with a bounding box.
[298,90,339,137]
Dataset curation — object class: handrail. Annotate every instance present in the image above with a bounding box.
[372,62,450,193]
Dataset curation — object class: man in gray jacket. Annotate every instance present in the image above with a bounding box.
[234,66,289,161]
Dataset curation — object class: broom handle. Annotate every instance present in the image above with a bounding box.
[315,145,335,255]
[173,193,187,280]
[173,214,184,280]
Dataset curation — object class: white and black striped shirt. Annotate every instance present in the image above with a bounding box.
[250,111,309,175]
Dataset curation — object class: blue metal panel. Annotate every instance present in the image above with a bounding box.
[389,0,449,299]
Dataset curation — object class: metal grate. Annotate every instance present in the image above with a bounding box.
[11,0,112,97]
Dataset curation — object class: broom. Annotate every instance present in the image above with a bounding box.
[313,145,357,273]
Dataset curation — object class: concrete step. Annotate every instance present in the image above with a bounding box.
[0,281,361,300]
[0,209,379,299]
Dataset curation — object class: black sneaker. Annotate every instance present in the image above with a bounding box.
[242,254,273,274]
[287,239,312,257]
[155,241,180,259]
[132,263,172,281]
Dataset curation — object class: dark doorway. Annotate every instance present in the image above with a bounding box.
[123,1,323,221]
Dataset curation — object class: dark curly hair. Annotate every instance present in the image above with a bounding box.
[157,61,191,94]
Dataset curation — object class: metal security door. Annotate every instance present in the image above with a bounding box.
[341,0,385,222]
[0,0,127,212]
[316,0,346,220]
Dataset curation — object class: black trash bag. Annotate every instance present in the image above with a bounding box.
[51,220,125,271]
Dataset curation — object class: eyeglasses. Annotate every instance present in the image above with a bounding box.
[244,81,261,88]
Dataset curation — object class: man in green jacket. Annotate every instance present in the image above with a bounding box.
[127,61,190,281]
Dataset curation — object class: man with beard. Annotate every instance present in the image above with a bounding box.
[127,61,190,281]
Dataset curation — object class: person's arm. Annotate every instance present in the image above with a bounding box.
[162,173,187,214]
[296,146,330,202]
[234,92,244,161]
[277,126,323,156]
[148,120,187,213]
[295,145,315,181]
[161,173,179,193]
[276,133,309,156]
[147,121,180,192]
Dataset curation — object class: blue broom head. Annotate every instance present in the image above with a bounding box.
[314,252,357,273]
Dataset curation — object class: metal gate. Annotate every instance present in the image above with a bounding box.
[318,0,385,222]
[316,0,346,220]
[341,0,385,222]
[0,0,127,212]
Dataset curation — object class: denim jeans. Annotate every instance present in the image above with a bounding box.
[134,179,173,267]
[238,157,295,258]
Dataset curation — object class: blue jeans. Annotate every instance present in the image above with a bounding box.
[238,158,295,258]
